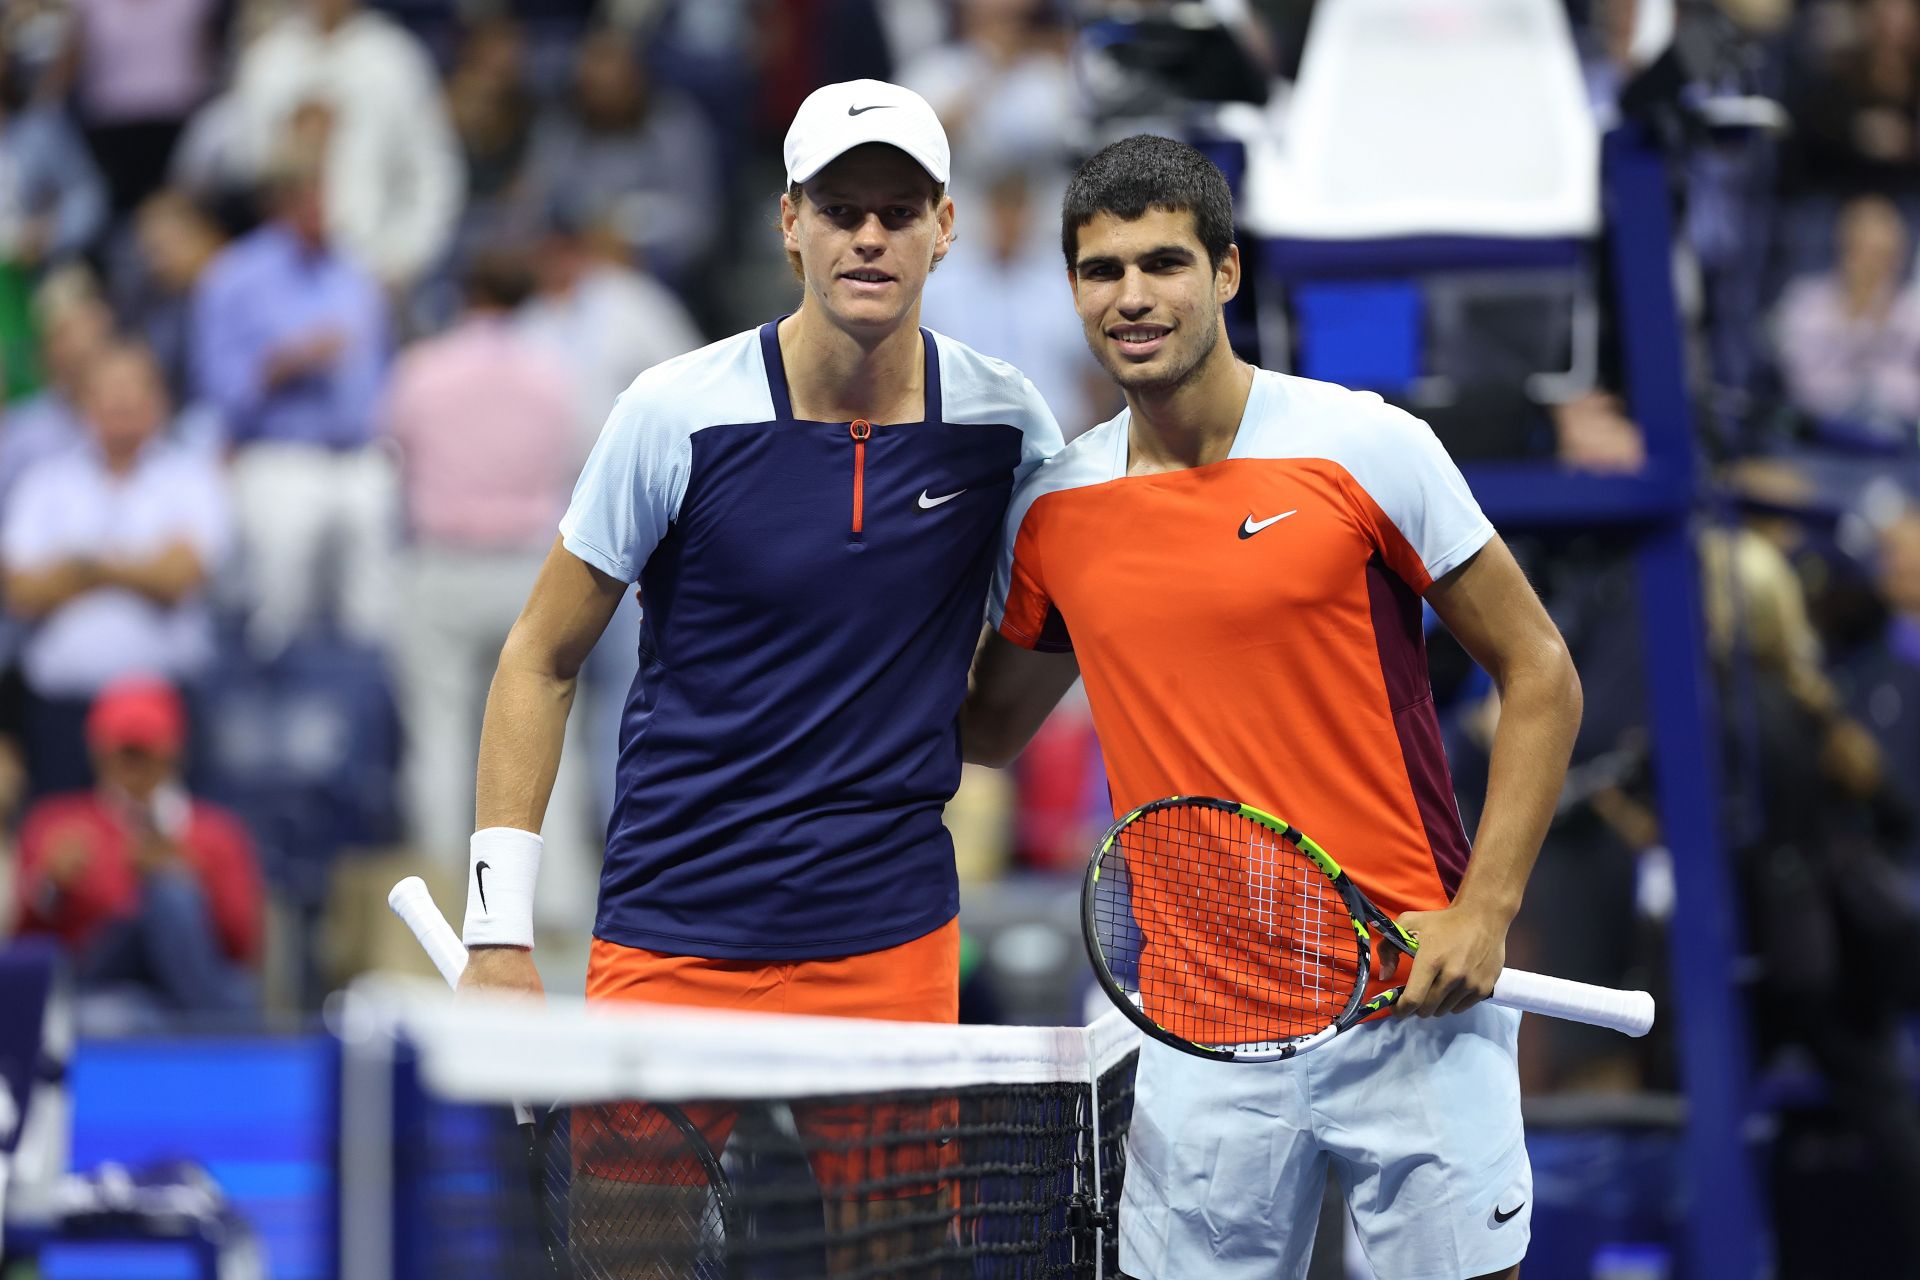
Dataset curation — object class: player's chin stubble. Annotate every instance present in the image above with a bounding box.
[1100,312,1220,396]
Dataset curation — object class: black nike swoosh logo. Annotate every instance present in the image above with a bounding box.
[1493,1201,1524,1224]
[847,104,895,116]
[476,860,490,913]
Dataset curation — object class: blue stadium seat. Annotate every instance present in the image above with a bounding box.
[197,637,401,909]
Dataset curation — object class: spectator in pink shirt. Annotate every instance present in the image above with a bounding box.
[1775,194,1920,446]
[382,250,598,926]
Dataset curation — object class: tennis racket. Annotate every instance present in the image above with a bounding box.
[1082,797,1656,1062]
[388,878,573,1277]
[387,879,738,1278]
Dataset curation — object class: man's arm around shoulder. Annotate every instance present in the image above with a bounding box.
[960,628,1081,770]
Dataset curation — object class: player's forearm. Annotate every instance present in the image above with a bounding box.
[1454,642,1582,923]
[473,631,580,835]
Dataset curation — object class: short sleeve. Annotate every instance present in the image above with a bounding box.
[557,386,691,583]
[989,488,1072,653]
[1355,403,1495,593]
[1012,375,1064,487]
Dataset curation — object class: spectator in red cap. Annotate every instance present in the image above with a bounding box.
[10,678,262,1028]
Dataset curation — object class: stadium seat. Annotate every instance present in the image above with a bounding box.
[196,636,402,1005]
[198,636,401,901]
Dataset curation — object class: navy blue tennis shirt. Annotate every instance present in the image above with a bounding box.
[559,322,1062,958]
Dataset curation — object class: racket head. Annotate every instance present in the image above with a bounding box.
[1082,796,1375,1062]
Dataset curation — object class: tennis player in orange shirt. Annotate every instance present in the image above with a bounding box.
[962,135,1583,1278]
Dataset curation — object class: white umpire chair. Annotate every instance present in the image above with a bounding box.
[1239,0,1605,408]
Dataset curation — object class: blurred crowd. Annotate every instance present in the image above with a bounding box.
[0,0,1111,1029]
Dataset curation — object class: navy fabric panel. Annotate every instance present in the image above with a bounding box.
[596,326,1028,959]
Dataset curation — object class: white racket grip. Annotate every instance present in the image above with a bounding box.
[387,877,536,1128]
[388,877,469,987]
[1490,968,1656,1037]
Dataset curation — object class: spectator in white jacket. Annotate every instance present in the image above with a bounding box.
[225,0,463,289]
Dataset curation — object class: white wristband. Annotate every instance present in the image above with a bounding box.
[463,827,542,949]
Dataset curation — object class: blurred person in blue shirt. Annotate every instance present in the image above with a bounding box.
[0,46,107,272]
[189,127,394,657]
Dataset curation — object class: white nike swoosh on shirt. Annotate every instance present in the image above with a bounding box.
[1241,510,1299,536]
[918,488,966,509]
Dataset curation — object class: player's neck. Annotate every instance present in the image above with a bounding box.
[1123,342,1254,475]
[778,306,927,424]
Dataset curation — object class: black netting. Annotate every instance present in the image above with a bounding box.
[400,1056,1139,1280]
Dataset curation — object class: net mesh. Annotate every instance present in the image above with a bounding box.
[1090,802,1366,1051]
[346,984,1139,1280]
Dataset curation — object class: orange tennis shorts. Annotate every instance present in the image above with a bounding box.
[575,919,961,1193]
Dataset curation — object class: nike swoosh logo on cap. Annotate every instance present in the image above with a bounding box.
[848,104,895,116]
[918,488,965,509]
[1238,510,1298,539]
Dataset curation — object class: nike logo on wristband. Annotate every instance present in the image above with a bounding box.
[476,861,490,913]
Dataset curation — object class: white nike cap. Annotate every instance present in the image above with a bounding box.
[783,79,951,188]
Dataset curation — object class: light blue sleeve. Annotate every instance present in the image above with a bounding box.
[557,386,690,583]
[1012,374,1065,487]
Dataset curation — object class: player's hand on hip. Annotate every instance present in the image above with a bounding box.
[1390,904,1506,1018]
[458,945,545,1000]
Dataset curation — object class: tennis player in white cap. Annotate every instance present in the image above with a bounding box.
[457,80,1062,1271]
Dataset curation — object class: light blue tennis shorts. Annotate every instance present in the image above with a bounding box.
[1118,1001,1531,1280]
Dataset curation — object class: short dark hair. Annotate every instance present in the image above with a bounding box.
[1061,135,1234,271]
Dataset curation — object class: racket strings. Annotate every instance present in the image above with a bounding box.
[1093,806,1363,1050]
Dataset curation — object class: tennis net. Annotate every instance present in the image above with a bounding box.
[335,977,1139,1279]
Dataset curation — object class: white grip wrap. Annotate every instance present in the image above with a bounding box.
[462,827,542,950]
[1490,968,1656,1037]
[387,877,468,986]
[388,876,536,1128]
